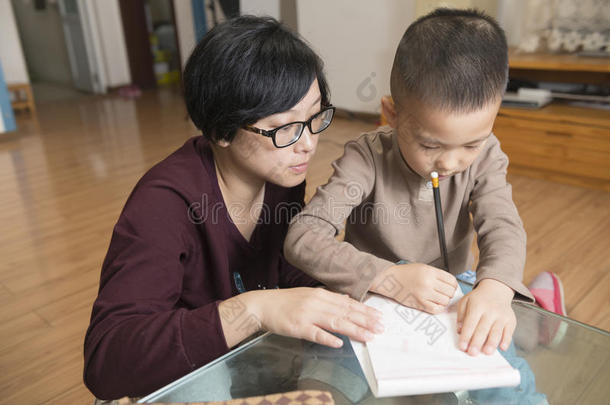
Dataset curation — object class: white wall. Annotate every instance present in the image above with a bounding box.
[298,0,416,113]
[239,0,280,19]
[90,0,130,88]
[0,0,32,84]
[497,0,523,47]
[173,0,196,69]
[298,0,504,113]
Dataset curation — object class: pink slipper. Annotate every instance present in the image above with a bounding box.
[528,271,567,316]
[528,271,568,347]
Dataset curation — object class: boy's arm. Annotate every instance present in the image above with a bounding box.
[284,137,394,301]
[469,136,534,302]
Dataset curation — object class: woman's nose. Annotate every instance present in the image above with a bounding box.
[294,127,317,153]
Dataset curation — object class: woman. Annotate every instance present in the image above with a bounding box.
[83,16,383,400]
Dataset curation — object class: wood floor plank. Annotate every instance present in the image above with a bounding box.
[0,282,13,306]
[0,269,99,324]
[36,285,98,325]
[0,311,50,353]
[44,383,96,405]
[3,351,84,405]
[570,270,610,331]
[0,307,89,388]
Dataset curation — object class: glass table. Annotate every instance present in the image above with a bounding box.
[139,284,609,404]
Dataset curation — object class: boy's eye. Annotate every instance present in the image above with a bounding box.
[420,144,440,150]
[465,144,482,150]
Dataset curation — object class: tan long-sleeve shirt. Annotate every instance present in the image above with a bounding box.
[284,127,534,303]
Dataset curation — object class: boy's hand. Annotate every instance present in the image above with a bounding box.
[457,279,516,356]
[370,263,458,314]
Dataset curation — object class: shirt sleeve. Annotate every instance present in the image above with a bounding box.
[83,182,230,400]
[278,253,322,288]
[284,137,395,301]
[469,137,534,302]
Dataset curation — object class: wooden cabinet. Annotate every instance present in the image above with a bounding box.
[493,51,610,192]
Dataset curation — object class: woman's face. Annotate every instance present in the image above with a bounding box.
[222,79,322,188]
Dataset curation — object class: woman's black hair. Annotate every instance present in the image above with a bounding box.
[183,15,330,143]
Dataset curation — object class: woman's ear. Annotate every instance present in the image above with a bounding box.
[216,139,231,148]
[381,96,398,128]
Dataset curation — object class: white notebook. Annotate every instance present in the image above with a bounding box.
[350,288,520,397]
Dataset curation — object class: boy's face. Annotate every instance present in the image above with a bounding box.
[386,97,501,180]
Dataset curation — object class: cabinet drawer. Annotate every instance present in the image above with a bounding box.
[494,116,610,180]
[494,115,610,152]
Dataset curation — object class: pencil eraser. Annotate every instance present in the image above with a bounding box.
[431,171,439,179]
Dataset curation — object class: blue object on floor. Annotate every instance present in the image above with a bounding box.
[0,62,17,133]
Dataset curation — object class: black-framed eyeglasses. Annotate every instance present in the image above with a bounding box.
[243,106,336,148]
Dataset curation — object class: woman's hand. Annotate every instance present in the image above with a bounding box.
[370,263,458,314]
[456,278,516,356]
[219,287,384,349]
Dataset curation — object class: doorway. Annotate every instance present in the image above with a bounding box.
[9,0,106,105]
[119,0,181,90]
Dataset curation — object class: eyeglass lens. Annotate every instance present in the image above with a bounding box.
[274,108,334,147]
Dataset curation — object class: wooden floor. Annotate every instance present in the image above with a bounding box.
[1,87,608,404]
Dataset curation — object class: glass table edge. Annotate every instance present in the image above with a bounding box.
[514,300,609,336]
[137,331,272,403]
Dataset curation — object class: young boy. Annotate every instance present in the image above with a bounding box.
[284,8,535,357]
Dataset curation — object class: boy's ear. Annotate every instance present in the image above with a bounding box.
[381,96,397,128]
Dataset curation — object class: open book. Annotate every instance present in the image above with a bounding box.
[350,288,520,397]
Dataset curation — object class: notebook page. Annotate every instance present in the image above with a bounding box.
[351,288,520,397]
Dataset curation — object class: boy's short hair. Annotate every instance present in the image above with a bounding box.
[390,8,508,112]
[184,16,330,143]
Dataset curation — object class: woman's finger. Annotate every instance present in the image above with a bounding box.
[316,312,375,343]
[344,308,385,334]
[319,290,383,319]
[300,290,385,338]
[300,324,343,348]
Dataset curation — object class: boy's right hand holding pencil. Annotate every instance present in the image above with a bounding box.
[370,262,458,314]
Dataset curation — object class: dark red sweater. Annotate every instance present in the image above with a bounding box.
[83,136,318,399]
